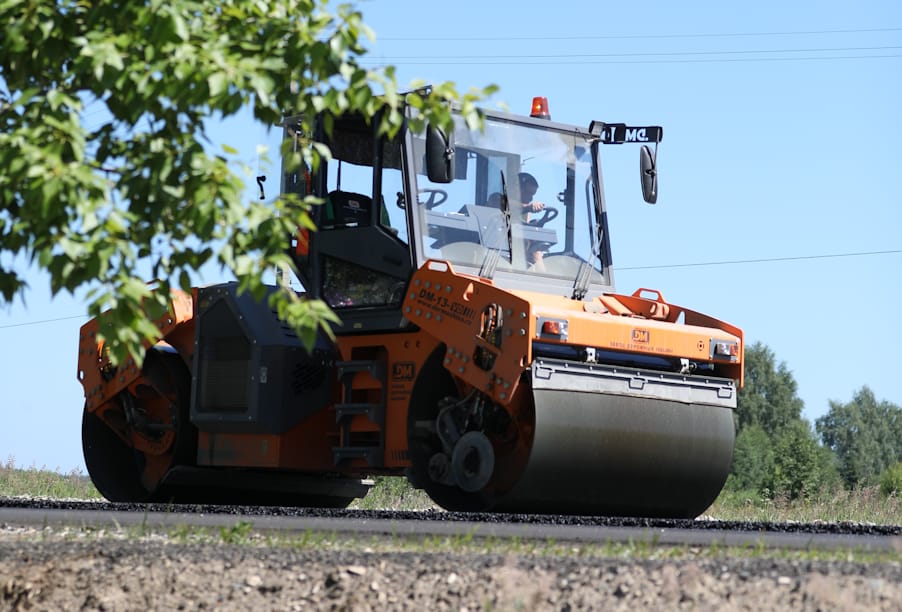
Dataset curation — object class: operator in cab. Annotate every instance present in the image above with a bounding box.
[516,172,547,271]
[486,172,546,220]
[484,172,547,270]
[516,172,546,220]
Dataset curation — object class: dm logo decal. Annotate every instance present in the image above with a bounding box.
[631,329,650,343]
[392,362,415,381]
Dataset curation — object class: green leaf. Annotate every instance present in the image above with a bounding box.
[208,71,229,97]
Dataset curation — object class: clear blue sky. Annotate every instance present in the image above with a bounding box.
[2,0,900,472]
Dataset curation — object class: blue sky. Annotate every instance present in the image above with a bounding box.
[2,0,900,472]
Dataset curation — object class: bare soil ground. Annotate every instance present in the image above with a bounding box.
[1,526,900,611]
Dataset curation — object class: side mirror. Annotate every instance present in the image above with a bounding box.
[640,145,658,204]
[425,124,454,184]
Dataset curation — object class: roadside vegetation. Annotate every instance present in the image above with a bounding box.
[138,524,902,564]
[716,343,901,526]
[707,484,900,525]
[1,458,101,500]
[1,462,898,526]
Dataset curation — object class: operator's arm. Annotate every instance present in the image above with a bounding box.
[520,200,545,222]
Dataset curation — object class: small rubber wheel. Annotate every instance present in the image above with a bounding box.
[451,431,495,493]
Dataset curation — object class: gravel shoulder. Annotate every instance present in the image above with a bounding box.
[2,526,901,611]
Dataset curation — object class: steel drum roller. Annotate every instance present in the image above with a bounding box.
[492,359,736,517]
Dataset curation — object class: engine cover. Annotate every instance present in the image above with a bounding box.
[190,283,336,433]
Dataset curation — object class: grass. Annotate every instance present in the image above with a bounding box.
[706,485,902,526]
[350,476,436,511]
[0,457,101,500]
[3,461,899,528]
[15,520,899,566]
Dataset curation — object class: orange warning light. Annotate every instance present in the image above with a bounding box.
[530,96,551,120]
[541,319,568,338]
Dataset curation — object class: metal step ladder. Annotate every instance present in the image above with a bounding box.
[332,359,385,467]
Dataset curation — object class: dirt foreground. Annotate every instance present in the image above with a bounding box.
[1,527,901,611]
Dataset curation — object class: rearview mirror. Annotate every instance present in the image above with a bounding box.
[425,124,454,184]
[640,145,658,204]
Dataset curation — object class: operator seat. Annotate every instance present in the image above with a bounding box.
[327,190,372,227]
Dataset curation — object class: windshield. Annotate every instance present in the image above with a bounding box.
[411,114,605,287]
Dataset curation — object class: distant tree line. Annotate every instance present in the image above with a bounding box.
[726,342,902,499]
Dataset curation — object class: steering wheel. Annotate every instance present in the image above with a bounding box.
[418,188,448,209]
[528,206,559,227]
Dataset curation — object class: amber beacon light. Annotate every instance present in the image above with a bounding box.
[530,96,551,119]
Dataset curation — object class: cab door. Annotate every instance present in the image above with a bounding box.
[287,113,413,333]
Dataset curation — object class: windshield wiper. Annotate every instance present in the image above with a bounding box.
[572,177,600,300]
[572,230,601,300]
[500,171,513,262]
[478,170,512,279]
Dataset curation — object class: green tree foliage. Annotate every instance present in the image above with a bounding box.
[727,424,773,492]
[0,0,494,364]
[728,342,839,499]
[767,419,839,500]
[816,386,902,487]
[879,462,902,498]
[735,342,804,437]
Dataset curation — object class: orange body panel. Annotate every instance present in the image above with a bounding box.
[192,328,445,473]
[402,260,533,407]
[403,261,743,405]
[75,290,198,494]
[77,289,195,415]
[332,331,444,470]
[518,288,744,386]
[197,408,339,470]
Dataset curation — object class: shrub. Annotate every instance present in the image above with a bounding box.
[767,419,830,500]
[879,462,902,498]
[727,424,774,492]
